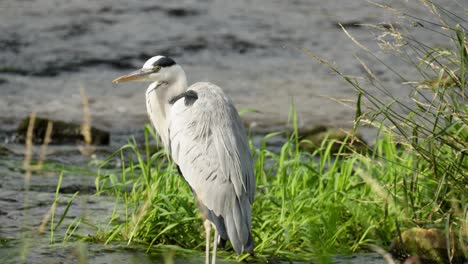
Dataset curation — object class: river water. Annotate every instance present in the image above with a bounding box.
[1,0,465,138]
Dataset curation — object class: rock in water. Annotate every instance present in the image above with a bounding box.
[298,126,368,154]
[0,145,12,156]
[15,116,109,145]
[389,228,466,264]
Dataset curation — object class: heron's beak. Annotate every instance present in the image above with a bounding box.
[112,69,152,83]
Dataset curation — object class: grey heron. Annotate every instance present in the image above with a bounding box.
[112,55,255,264]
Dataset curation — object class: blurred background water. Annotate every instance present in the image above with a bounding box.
[1,0,463,140]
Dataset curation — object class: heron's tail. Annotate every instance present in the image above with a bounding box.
[245,231,254,254]
[224,195,254,255]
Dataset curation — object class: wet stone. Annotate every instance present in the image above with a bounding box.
[298,126,369,154]
[389,228,466,264]
[0,66,29,75]
[0,145,12,156]
[15,116,110,145]
[166,8,200,17]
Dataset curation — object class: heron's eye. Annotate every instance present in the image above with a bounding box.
[153,66,161,72]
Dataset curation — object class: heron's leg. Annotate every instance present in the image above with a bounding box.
[212,226,218,264]
[204,219,211,264]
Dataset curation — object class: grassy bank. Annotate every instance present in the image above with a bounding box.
[91,1,466,262]
[91,120,463,262]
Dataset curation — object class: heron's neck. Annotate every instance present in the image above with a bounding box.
[145,75,187,148]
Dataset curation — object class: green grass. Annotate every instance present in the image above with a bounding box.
[304,0,467,260]
[89,120,451,261]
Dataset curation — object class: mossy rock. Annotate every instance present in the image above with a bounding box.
[298,126,368,154]
[15,116,110,145]
[389,228,466,263]
[0,145,12,156]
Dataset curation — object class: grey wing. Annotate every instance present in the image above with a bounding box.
[169,82,255,254]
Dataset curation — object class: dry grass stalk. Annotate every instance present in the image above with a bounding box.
[356,55,380,82]
[376,23,406,53]
[339,24,372,53]
[32,120,53,171]
[355,168,394,205]
[80,86,92,144]
[79,86,95,156]
[127,197,151,244]
[38,204,55,233]
[24,112,36,191]
[369,245,396,264]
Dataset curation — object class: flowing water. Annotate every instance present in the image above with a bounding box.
[1,0,464,136]
[1,0,466,263]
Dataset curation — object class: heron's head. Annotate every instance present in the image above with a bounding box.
[112,55,185,84]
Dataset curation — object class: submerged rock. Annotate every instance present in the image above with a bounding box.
[334,20,364,28]
[389,228,466,264]
[298,126,368,153]
[15,116,109,145]
[0,145,12,156]
[165,7,200,17]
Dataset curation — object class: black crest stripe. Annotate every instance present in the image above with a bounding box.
[153,57,176,67]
